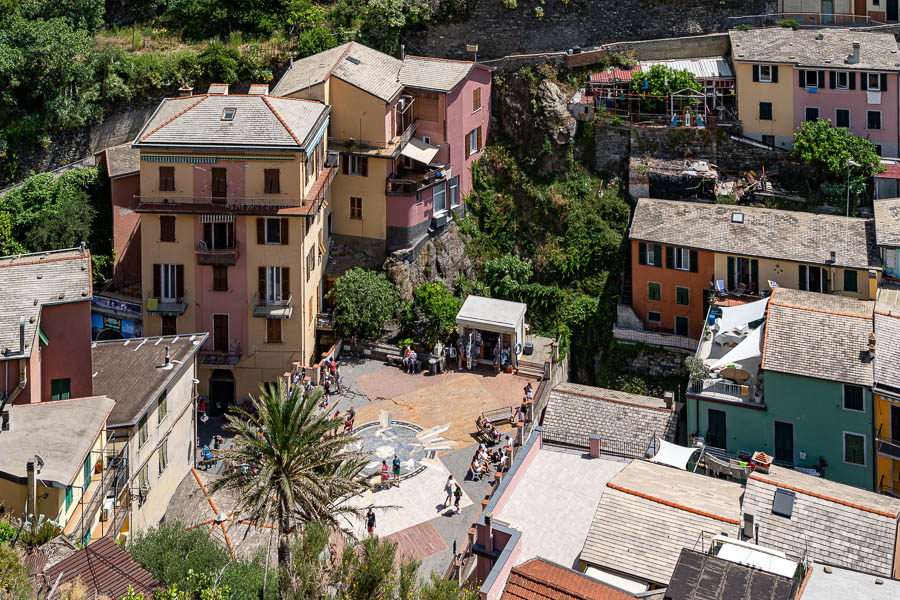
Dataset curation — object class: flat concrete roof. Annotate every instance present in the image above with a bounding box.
[494,447,627,570]
[801,562,900,599]
[0,396,114,487]
[456,295,527,332]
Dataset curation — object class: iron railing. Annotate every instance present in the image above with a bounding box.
[145,293,188,316]
[728,12,882,27]
[613,326,699,351]
[251,292,293,319]
[196,241,240,266]
[68,442,129,544]
[386,166,452,195]
[199,340,242,367]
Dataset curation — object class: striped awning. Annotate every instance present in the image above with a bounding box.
[141,155,295,163]
[200,214,234,223]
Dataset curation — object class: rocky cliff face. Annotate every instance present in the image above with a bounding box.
[386,222,474,302]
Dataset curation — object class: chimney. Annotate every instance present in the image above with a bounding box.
[848,41,861,65]
[207,84,229,95]
[178,85,194,97]
[400,44,405,60]
[248,83,269,95]
[829,250,836,264]
[19,316,24,354]
[26,460,36,516]
[663,391,675,410]
[868,332,876,359]
[164,346,171,367]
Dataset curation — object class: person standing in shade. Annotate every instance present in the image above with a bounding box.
[444,475,455,507]
[453,483,463,512]
[392,454,402,486]
[366,508,376,536]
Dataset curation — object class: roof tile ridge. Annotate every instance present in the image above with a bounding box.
[140,96,208,142]
[404,55,474,64]
[510,565,595,600]
[261,95,302,146]
[0,252,89,269]
[606,481,740,525]
[768,300,873,320]
[874,309,900,319]
[268,95,322,104]
[557,387,673,412]
[747,474,900,519]
[328,42,355,79]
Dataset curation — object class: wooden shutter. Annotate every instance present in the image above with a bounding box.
[689,250,698,273]
[477,126,483,151]
[265,169,280,193]
[213,315,228,352]
[280,218,289,245]
[817,71,825,88]
[360,157,368,177]
[653,244,662,267]
[829,71,836,89]
[257,218,265,244]
[281,267,290,300]
[203,223,212,246]
[798,265,807,290]
[849,72,856,89]
[750,259,759,293]
[881,73,888,92]
[258,267,266,299]
[153,264,161,297]
[159,167,174,191]
[798,70,806,88]
[473,87,481,111]
[342,154,349,175]
[727,256,735,290]
[638,243,647,265]
[175,264,184,297]
[665,246,674,269]
[752,65,759,82]
[771,66,778,83]
[227,221,234,246]
[861,73,868,91]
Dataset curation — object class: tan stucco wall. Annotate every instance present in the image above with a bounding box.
[286,81,329,105]
[734,61,795,138]
[713,253,873,298]
[140,214,197,336]
[139,159,193,201]
[243,157,302,202]
[328,77,391,146]
[330,158,388,241]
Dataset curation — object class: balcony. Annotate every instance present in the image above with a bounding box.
[146,294,188,316]
[65,441,129,543]
[196,241,240,266]
[386,166,452,196]
[252,292,293,319]
[199,341,242,367]
[876,425,900,460]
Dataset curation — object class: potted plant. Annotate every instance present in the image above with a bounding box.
[95,458,103,474]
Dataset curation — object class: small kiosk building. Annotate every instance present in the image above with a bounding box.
[455,295,527,370]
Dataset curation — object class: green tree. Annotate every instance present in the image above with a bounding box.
[483,254,533,297]
[331,267,399,340]
[412,282,461,346]
[357,0,405,54]
[0,543,31,598]
[19,0,105,33]
[209,379,370,597]
[296,26,337,58]
[630,64,702,113]
[198,43,242,84]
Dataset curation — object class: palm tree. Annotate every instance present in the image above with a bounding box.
[208,378,370,595]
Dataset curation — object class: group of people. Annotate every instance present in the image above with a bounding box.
[378,454,403,489]
[476,414,503,443]
[401,346,420,374]
[470,437,512,480]
[333,406,356,432]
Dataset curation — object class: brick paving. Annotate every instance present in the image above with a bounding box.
[384,520,449,562]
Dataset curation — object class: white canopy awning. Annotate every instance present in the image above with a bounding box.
[400,137,439,165]
[709,325,763,369]
[715,296,769,333]
[650,439,698,470]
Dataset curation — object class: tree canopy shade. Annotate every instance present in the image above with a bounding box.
[331,267,399,340]
[412,282,461,347]
[209,380,370,597]
[630,64,702,113]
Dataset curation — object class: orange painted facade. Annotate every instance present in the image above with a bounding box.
[630,239,715,339]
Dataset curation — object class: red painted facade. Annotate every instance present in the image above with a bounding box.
[110,174,142,286]
[37,302,93,402]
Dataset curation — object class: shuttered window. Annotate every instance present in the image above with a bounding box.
[264,169,280,193]
[473,87,481,112]
[159,166,175,192]
[266,318,282,343]
[160,216,176,242]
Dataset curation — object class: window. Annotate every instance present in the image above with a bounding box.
[350,196,363,220]
[836,109,850,128]
[266,266,284,303]
[673,248,690,271]
[346,155,367,176]
[759,102,773,121]
[159,166,175,192]
[836,71,849,89]
[761,135,775,147]
[675,316,689,337]
[157,390,167,424]
[844,269,858,292]
[433,182,446,213]
[805,107,819,122]
[138,412,149,448]
[264,169,280,193]
[727,256,758,293]
[327,212,332,236]
[50,378,70,401]
[676,286,690,306]
[266,217,282,244]
[843,384,864,412]
[266,318,282,343]
[758,65,772,83]
[161,315,176,336]
[648,311,661,323]
[449,176,460,208]
[648,282,661,301]
[843,432,866,465]
[211,168,227,200]
[158,437,169,474]
[638,243,662,267]
[213,266,228,291]
[154,263,183,300]
[798,265,825,293]
[213,314,229,353]
[868,111,882,130]
[221,107,236,121]
[160,216,175,242]
[800,70,824,89]
[423,136,431,145]
[306,246,316,281]
[473,87,481,112]
[138,464,148,490]
[867,73,881,91]
[467,127,482,157]
[65,485,73,510]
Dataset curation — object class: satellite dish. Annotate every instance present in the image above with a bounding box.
[34,454,45,472]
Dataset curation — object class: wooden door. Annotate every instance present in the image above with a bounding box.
[707,409,727,449]
[211,168,227,202]
[213,314,228,352]
[774,421,794,464]
[855,0,866,17]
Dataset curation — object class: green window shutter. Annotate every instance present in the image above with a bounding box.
[772,66,778,83]
[689,250,698,273]
[648,283,660,301]
[638,243,647,265]
[38,326,49,347]
[65,486,73,510]
[844,269,858,292]
[665,246,674,269]
[677,287,689,305]
[799,265,807,290]
[653,245,662,268]
[727,256,735,290]
[750,260,759,293]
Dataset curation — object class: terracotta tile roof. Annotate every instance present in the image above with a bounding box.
[502,558,633,600]
[729,28,900,71]
[590,66,640,83]
[41,537,159,599]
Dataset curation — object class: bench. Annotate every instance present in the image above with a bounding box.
[482,406,514,425]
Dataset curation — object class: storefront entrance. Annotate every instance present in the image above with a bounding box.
[209,369,235,417]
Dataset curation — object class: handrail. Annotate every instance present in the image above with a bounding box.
[252,291,293,308]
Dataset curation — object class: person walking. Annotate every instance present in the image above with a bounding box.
[392,454,402,486]
[380,460,390,488]
[444,475,455,507]
[453,483,463,512]
[366,508,376,536]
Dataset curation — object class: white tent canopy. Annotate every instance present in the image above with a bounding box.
[715,296,769,333]
[400,137,439,165]
[650,439,699,471]
[709,325,764,369]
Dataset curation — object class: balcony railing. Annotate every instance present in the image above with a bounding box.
[67,442,129,543]
[252,292,293,319]
[196,241,240,266]
[386,166,452,195]
[728,12,883,28]
[199,340,242,367]
[146,294,188,316]
[876,427,900,460]
[688,378,762,405]
[135,194,308,211]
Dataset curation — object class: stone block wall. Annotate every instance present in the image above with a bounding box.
[631,126,716,160]
[603,32,731,60]
[594,126,631,180]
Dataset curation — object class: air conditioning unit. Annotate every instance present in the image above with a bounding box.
[100,498,114,522]
[432,213,448,229]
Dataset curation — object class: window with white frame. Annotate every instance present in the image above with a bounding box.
[843,432,866,466]
[160,264,177,299]
[674,247,690,271]
[836,71,849,89]
[265,217,282,244]
[449,176,460,208]
[868,73,881,90]
[868,110,882,130]
[433,182,446,213]
[266,266,283,303]
[348,155,364,176]
[759,65,772,83]
[468,129,479,155]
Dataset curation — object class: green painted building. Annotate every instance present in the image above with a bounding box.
[687,288,876,491]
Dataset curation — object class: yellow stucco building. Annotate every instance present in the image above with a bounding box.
[874,303,900,497]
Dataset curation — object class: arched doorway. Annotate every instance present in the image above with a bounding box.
[209,369,235,417]
[96,328,125,341]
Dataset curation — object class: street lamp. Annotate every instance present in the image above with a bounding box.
[847,159,860,217]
